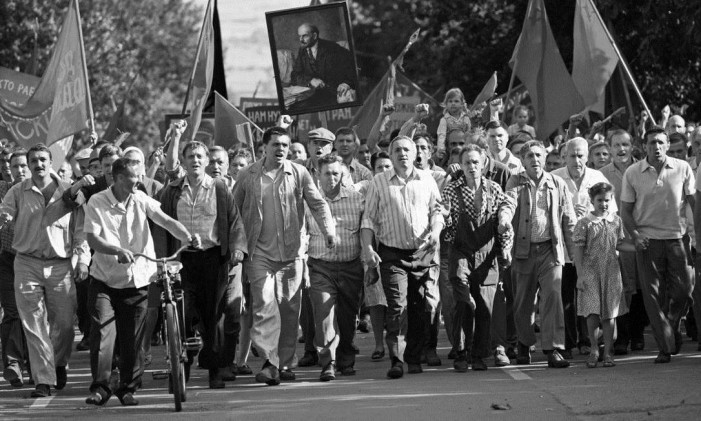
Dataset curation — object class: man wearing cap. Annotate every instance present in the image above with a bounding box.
[72,147,93,180]
[233,126,334,385]
[294,127,335,368]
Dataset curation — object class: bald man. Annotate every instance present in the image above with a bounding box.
[290,23,356,107]
[667,115,686,136]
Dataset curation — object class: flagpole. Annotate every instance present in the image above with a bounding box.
[74,0,95,136]
[503,65,518,123]
[587,0,656,126]
[181,0,213,115]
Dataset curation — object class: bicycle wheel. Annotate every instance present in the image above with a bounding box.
[165,303,183,412]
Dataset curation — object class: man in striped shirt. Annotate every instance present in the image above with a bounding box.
[306,155,365,381]
[361,135,444,379]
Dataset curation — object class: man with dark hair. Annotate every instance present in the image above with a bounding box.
[0,148,13,183]
[334,127,373,184]
[0,144,90,397]
[83,158,200,406]
[624,127,695,363]
[233,126,334,385]
[0,148,29,387]
[306,155,365,381]
[158,141,247,388]
[291,23,356,106]
[486,120,523,175]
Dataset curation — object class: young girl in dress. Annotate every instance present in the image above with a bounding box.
[436,88,471,155]
[572,182,633,368]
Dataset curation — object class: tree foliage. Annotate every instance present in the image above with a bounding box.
[0,0,202,151]
[351,0,701,122]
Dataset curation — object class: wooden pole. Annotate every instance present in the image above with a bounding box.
[588,0,656,126]
[181,0,213,115]
[74,0,95,136]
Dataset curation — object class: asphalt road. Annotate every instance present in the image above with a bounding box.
[1,326,700,420]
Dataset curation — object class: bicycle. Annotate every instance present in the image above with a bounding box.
[134,245,202,412]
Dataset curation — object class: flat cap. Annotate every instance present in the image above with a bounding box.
[308,127,335,143]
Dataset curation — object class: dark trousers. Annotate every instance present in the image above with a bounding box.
[76,276,91,339]
[221,264,242,366]
[0,251,28,370]
[449,248,497,358]
[308,258,363,368]
[637,239,693,354]
[562,264,590,349]
[378,243,434,365]
[88,279,148,396]
[491,266,517,350]
[300,287,317,354]
[180,247,229,369]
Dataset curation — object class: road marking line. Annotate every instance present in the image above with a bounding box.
[501,367,531,380]
[29,396,54,409]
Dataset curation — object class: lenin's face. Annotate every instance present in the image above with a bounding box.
[298,25,318,49]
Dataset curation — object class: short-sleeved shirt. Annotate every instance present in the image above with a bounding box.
[552,167,618,215]
[306,186,364,262]
[85,188,161,289]
[621,156,694,240]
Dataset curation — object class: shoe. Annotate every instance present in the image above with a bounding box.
[371,349,385,361]
[516,343,531,365]
[235,363,253,375]
[505,347,517,360]
[357,319,370,333]
[76,336,90,351]
[31,384,51,398]
[425,349,442,366]
[407,363,422,374]
[339,365,356,376]
[471,357,488,371]
[3,364,23,387]
[672,330,682,355]
[578,345,591,355]
[117,392,139,406]
[613,344,629,355]
[55,366,67,390]
[561,349,573,360]
[448,349,458,360]
[208,368,225,389]
[630,340,644,351]
[586,352,598,368]
[654,352,671,364]
[494,347,510,367]
[279,368,296,381]
[320,361,336,382]
[453,354,468,372]
[387,359,404,379]
[298,351,319,367]
[220,365,237,382]
[603,355,616,367]
[85,390,111,406]
[255,362,280,386]
[547,350,570,368]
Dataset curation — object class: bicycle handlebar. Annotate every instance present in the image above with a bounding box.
[133,245,190,263]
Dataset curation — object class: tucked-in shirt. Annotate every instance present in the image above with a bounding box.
[0,175,89,265]
[530,175,552,242]
[254,168,286,260]
[0,181,16,254]
[621,156,694,240]
[362,168,444,250]
[307,186,364,262]
[552,167,618,216]
[85,188,160,289]
[177,174,219,250]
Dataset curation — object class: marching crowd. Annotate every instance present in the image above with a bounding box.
[0,90,699,407]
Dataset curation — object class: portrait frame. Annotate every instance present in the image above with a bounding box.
[266,2,362,116]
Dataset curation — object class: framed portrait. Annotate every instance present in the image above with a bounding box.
[266,2,362,115]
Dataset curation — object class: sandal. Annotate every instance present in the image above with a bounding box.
[371,350,385,361]
[602,355,616,367]
[586,352,599,368]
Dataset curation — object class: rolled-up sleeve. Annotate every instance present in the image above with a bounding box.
[302,168,335,237]
[361,178,379,232]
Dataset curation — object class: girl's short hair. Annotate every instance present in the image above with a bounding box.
[588,181,614,200]
[441,88,466,108]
